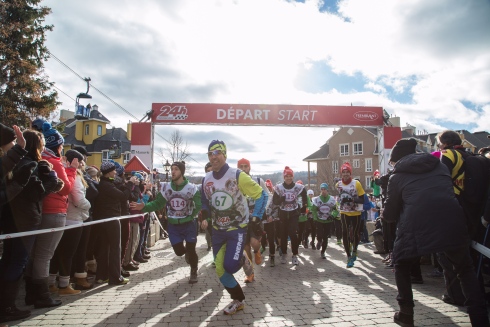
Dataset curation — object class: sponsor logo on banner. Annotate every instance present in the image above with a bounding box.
[156,105,188,121]
[354,111,379,121]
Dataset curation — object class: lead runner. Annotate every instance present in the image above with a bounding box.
[200,140,268,315]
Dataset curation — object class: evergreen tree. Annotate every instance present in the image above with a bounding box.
[0,0,59,128]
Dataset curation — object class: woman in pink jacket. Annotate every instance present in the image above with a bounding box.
[24,123,77,308]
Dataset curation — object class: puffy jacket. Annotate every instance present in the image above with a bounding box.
[383,153,469,262]
[92,176,132,220]
[66,174,91,225]
[41,148,76,214]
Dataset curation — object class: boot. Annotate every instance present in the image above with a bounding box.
[394,305,414,327]
[32,278,62,308]
[75,277,93,290]
[0,278,31,323]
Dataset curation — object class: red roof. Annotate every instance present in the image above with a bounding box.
[124,156,150,173]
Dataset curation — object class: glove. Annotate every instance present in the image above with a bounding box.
[37,160,52,175]
[249,216,263,237]
[13,161,37,186]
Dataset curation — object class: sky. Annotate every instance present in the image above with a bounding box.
[41,0,490,175]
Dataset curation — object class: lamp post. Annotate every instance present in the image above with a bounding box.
[164,160,171,182]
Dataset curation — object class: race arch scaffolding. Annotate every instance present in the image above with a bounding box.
[130,103,403,181]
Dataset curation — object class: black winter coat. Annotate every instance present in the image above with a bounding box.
[92,176,132,220]
[383,153,469,262]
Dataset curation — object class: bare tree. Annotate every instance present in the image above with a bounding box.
[156,130,193,175]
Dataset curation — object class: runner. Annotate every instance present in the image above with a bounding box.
[272,166,307,265]
[200,140,267,315]
[236,158,268,283]
[130,161,201,284]
[311,183,339,259]
[262,180,279,267]
[336,162,366,268]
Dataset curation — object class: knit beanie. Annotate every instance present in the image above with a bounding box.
[283,166,294,177]
[340,162,352,174]
[265,179,273,190]
[65,149,84,164]
[0,123,16,147]
[307,189,314,195]
[390,138,417,163]
[208,140,227,158]
[100,161,116,175]
[86,166,99,179]
[297,180,303,184]
[373,170,380,177]
[320,182,329,189]
[171,161,186,176]
[110,160,125,176]
[42,122,64,150]
[237,158,250,169]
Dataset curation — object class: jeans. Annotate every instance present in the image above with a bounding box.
[25,213,66,279]
[135,215,150,259]
[122,222,140,266]
[395,246,487,319]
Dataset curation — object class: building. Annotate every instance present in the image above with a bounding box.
[304,118,490,194]
[58,105,132,167]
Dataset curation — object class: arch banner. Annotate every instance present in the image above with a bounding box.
[151,103,384,127]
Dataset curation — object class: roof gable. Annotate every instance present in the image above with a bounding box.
[124,156,150,174]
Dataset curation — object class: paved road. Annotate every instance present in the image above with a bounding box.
[9,235,474,327]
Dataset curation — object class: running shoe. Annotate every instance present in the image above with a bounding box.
[346,257,354,268]
[281,254,287,264]
[291,255,299,265]
[270,256,275,267]
[189,268,198,284]
[223,299,245,315]
[260,246,266,254]
[351,251,357,262]
[96,279,109,284]
[244,273,254,283]
[254,251,262,265]
[109,277,129,285]
[321,252,326,259]
[337,239,342,245]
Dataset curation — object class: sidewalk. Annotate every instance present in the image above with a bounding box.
[7,236,474,327]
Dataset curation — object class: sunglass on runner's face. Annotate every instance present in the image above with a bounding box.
[207,150,222,156]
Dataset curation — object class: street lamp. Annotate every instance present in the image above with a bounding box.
[164,160,171,181]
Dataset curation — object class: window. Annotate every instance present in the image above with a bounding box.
[353,142,363,155]
[353,159,360,169]
[332,161,339,174]
[365,158,373,172]
[102,150,109,162]
[366,176,372,189]
[340,144,349,156]
[97,125,102,136]
[85,125,89,135]
[123,152,130,164]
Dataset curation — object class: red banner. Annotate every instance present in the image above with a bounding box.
[151,103,384,127]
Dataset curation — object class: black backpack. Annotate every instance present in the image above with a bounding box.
[450,150,490,208]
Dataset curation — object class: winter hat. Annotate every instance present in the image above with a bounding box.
[297,180,303,185]
[73,146,91,157]
[42,122,64,149]
[237,158,250,169]
[390,138,417,163]
[110,160,124,176]
[373,170,380,177]
[31,118,46,132]
[100,161,116,175]
[307,189,314,195]
[340,162,352,174]
[320,183,329,190]
[131,171,143,181]
[65,149,84,164]
[171,161,186,176]
[0,123,16,147]
[431,151,441,159]
[283,166,294,177]
[265,179,273,190]
[85,166,99,179]
[208,140,227,158]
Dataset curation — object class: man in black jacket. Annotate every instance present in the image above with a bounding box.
[383,138,489,327]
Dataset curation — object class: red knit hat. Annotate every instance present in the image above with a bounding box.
[265,179,273,191]
[297,180,303,185]
[341,162,352,174]
[283,166,294,176]
[237,158,251,169]
[373,170,380,177]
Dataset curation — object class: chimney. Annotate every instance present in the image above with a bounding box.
[92,104,98,111]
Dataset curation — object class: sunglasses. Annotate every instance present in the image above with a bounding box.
[207,149,222,156]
